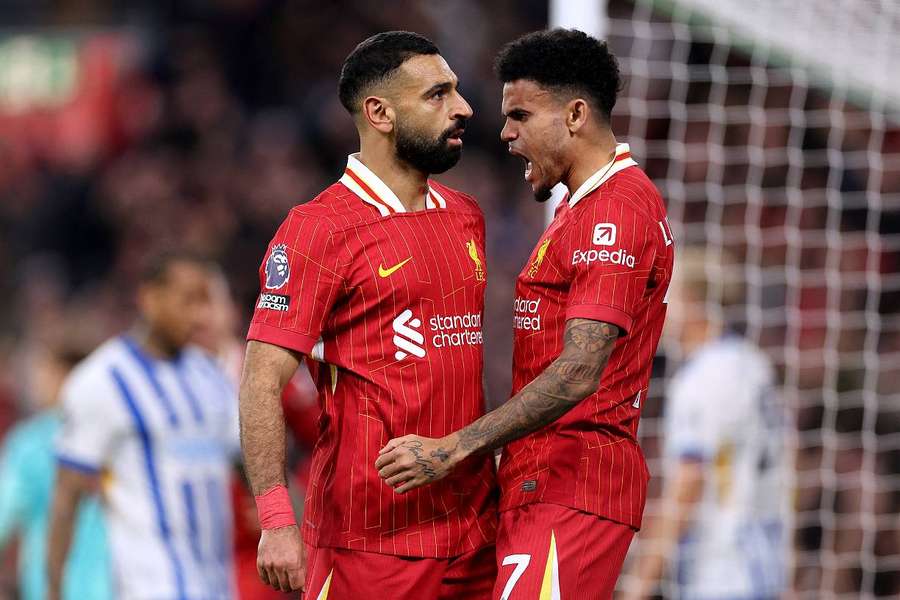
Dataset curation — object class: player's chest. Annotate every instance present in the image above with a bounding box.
[510,222,574,344]
[342,211,487,302]
[515,209,575,303]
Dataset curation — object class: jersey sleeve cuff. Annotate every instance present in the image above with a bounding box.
[56,454,102,475]
[246,322,319,355]
[565,304,633,335]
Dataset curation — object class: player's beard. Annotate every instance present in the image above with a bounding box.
[395,119,465,175]
[534,185,553,203]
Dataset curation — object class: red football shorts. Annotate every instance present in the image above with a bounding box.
[303,543,495,599]
[493,504,635,600]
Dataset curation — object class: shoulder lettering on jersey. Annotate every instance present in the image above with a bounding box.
[658,217,675,247]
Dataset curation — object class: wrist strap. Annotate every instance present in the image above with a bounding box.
[254,485,296,530]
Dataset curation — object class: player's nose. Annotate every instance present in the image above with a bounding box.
[500,119,517,142]
[452,92,474,121]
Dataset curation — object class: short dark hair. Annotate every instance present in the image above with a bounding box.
[494,29,622,121]
[338,31,440,114]
[140,249,213,285]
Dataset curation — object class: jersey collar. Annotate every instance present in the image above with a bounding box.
[567,143,637,208]
[339,154,447,216]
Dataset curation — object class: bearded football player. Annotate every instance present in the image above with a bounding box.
[377,29,674,599]
[240,31,497,599]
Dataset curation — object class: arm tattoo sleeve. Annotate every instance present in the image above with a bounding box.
[455,319,620,456]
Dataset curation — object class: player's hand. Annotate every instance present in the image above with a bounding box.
[375,433,465,493]
[257,525,306,593]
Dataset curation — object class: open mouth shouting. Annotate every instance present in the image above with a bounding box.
[509,146,533,182]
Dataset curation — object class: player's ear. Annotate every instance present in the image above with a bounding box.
[362,95,395,134]
[566,98,589,133]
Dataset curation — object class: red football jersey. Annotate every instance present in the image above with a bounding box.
[247,155,497,557]
[498,144,674,529]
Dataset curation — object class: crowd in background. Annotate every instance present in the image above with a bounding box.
[0,0,898,597]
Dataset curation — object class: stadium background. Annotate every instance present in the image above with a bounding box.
[0,0,897,597]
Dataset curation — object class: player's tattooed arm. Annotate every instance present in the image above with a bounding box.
[454,318,619,454]
[376,318,619,493]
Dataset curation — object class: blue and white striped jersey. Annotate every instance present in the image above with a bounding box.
[56,335,239,600]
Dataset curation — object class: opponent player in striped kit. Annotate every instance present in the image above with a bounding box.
[240,32,497,599]
[48,253,238,600]
[377,30,674,599]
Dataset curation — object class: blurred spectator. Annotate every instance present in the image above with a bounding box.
[0,338,111,600]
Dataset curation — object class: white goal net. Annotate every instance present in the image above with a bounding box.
[603,0,900,597]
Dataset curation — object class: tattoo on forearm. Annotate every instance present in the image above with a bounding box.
[430,447,451,463]
[457,319,619,455]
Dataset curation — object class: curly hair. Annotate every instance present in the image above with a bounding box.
[494,29,622,121]
[338,31,440,114]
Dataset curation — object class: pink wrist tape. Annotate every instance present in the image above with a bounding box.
[254,485,296,530]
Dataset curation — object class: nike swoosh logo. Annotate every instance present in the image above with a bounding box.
[378,257,412,277]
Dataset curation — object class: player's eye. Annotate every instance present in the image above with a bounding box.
[431,89,446,100]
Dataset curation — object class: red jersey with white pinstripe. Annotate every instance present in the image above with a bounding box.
[247,154,497,557]
[498,144,674,529]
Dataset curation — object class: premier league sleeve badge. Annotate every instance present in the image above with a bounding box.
[264,244,290,290]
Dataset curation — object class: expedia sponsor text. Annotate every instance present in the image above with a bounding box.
[571,248,636,268]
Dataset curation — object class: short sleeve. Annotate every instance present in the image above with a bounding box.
[564,201,658,334]
[55,368,123,473]
[247,210,345,355]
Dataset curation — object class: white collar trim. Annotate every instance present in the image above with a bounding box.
[567,143,637,207]
[339,154,443,215]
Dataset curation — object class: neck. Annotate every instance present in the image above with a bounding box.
[563,129,618,197]
[358,140,429,212]
[131,324,179,360]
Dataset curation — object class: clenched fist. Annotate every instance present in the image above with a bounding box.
[257,525,306,593]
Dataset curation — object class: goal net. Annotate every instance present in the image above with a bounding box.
[603,0,900,597]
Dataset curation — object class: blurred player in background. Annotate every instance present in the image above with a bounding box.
[0,340,111,600]
[47,252,239,600]
[377,29,674,599]
[626,247,789,600]
[240,31,497,599]
[195,261,312,600]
